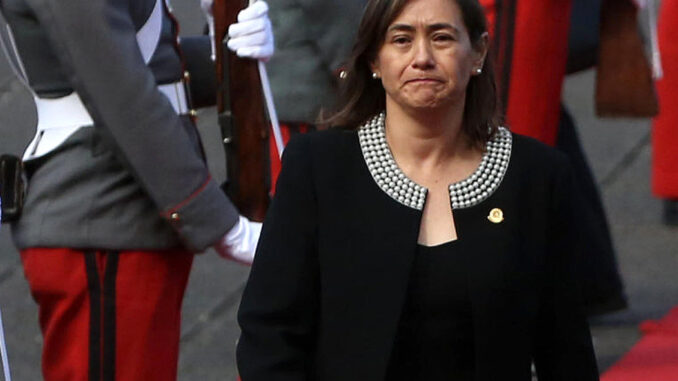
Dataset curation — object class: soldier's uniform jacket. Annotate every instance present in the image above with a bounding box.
[266,0,365,124]
[0,0,239,251]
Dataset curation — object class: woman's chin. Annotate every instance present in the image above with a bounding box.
[396,92,458,113]
[403,99,448,113]
[388,91,457,114]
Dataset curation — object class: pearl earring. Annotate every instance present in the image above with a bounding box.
[372,72,379,79]
[476,68,482,74]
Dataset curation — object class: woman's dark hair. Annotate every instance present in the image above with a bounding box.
[322,0,502,147]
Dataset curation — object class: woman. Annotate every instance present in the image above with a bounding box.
[236,0,599,380]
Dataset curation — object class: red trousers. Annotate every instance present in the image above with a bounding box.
[652,0,678,198]
[21,248,193,381]
[481,0,572,146]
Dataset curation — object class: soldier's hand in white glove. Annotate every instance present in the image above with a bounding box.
[213,215,262,265]
[227,1,274,61]
[200,1,274,62]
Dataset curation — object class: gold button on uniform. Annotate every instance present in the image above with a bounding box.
[488,208,504,224]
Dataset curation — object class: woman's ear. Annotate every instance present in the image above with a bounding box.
[474,32,489,70]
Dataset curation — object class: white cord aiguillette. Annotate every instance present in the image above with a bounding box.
[248,0,284,158]
[258,60,284,158]
[647,0,663,79]
[0,308,12,381]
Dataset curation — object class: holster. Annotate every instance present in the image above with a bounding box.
[0,154,24,223]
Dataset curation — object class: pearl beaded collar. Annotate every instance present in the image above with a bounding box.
[358,112,512,211]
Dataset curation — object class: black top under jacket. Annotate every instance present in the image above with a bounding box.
[385,241,475,380]
[236,128,599,381]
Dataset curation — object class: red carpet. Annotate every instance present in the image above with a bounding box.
[601,307,678,380]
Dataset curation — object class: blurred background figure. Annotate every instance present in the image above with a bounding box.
[481,0,571,145]
[479,0,627,315]
[652,0,678,226]
[266,0,365,187]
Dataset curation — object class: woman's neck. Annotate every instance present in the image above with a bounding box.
[384,98,473,177]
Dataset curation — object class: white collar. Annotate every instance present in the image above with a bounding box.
[358,112,513,210]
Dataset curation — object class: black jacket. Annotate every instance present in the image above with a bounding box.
[237,127,599,381]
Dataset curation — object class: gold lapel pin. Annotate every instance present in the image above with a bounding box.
[488,208,504,224]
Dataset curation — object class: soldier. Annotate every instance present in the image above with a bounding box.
[0,0,272,379]
[265,0,366,188]
[478,0,627,315]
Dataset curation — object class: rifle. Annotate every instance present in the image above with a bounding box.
[212,0,281,222]
[595,0,659,117]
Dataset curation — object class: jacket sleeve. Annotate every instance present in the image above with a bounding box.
[533,159,599,380]
[237,134,319,381]
[23,0,238,251]
[0,7,36,157]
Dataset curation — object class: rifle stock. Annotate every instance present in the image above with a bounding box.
[213,0,270,222]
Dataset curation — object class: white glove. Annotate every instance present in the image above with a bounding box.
[227,1,274,62]
[213,215,263,265]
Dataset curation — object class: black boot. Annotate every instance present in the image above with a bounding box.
[663,199,678,226]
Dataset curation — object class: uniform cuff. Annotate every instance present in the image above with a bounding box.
[162,178,239,252]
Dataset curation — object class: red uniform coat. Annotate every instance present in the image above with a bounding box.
[652,0,678,198]
[481,0,573,146]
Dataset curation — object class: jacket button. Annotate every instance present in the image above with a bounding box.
[170,212,181,222]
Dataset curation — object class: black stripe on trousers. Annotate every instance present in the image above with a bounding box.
[85,251,119,381]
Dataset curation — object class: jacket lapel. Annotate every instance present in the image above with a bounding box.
[315,136,423,380]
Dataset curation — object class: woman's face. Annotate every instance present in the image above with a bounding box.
[372,0,487,113]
